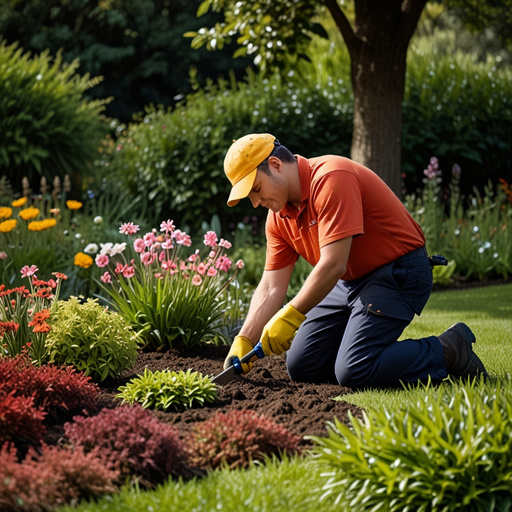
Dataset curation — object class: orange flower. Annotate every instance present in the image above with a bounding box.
[66,200,83,210]
[0,207,12,219]
[74,252,93,268]
[28,218,57,231]
[32,322,51,333]
[11,197,27,207]
[0,219,17,232]
[19,207,40,220]
[30,309,51,323]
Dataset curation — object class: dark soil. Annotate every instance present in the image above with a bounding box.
[87,344,363,446]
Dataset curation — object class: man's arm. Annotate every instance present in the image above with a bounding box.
[238,264,295,343]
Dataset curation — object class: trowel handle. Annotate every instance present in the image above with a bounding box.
[233,341,265,375]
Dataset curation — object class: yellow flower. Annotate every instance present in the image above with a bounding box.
[28,218,57,231]
[0,219,17,232]
[0,207,12,219]
[19,207,40,221]
[66,200,83,210]
[74,252,93,268]
[11,197,27,208]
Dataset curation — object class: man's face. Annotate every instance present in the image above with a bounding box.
[247,166,288,213]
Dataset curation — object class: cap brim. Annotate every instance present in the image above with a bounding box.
[227,168,257,207]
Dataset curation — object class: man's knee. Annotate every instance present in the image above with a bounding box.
[335,363,372,389]
[287,355,336,384]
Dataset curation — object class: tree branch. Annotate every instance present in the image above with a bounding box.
[323,0,357,49]
[399,0,429,46]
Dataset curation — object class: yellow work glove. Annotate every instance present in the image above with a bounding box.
[261,303,306,356]
[223,335,256,374]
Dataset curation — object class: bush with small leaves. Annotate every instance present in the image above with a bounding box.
[0,442,118,512]
[46,297,140,382]
[0,352,99,421]
[189,409,302,470]
[311,379,512,511]
[0,392,45,451]
[117,368,218,411]
[64,405,189,486]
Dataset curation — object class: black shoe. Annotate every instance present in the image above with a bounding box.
[438,322,488,378]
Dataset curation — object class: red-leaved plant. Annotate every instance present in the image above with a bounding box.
[0,442,118,512]
[0,392,46,451]
[189,409,302,470]
[0,351,99,421]
[65,404,189,487]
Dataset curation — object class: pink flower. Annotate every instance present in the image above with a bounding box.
[209,251,216,259]
[143,232,157,247]
[207,267,217,277]
[122,265,135,278]
[119,222,140,235]
[204,230,218,247]
[95,254,109,268]
[219,238,232,249]
[115,262,125,274]
[100,272,112,284]
[161,260,177,272]
[141,251,156,266]
[192,275,202,286]
[161,239,173,250]
[160,220,175,233]
[215,256,232,272]
[175,230,191,247]
[21,265,38,278]
[236,259,244,269]
[133,238,145,253]
[0,251,7,260]
[197,262,208,275]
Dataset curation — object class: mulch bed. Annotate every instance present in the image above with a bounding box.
[85,344,363,447]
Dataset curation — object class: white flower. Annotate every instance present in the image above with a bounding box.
[94,216,103,225]
[84,243,99,254]
[109,243,127,256]
[100,242,113,255]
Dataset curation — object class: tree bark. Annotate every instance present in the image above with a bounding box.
[325,0,427,196]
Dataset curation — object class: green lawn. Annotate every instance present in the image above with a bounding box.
[59,284,512,512]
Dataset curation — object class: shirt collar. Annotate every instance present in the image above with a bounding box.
[279,155,310,219]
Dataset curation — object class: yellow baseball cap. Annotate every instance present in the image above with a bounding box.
[224,133,276,207]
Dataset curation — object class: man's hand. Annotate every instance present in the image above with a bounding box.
[223,335,256,374]
[261,303,306,356]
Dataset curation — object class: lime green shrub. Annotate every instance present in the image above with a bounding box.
[46,297,140,382]
[0,40,109,190]
[311,378,512,511]
[117,369,217,411]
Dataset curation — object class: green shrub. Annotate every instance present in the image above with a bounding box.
[311,378,512,511]
[0,40,109,191]
[189,409,302,470]
[46,297,140,382]
[117,368,218,411]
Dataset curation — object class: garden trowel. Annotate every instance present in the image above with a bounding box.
[212,341,265,384]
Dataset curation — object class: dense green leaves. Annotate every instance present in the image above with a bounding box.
[117,368,218,411]
[0,40,109,189]
[311,378,512,511]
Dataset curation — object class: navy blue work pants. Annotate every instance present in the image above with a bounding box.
[286,247,448,388]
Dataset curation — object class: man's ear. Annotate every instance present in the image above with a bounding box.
[268,156,282,173]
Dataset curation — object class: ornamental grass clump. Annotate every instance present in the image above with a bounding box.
[65,405,189,487]
[95,220,244,351]
[311,378,512,511]
[117,368,217,411]
[189,409,302,470]
[46,297,140,382]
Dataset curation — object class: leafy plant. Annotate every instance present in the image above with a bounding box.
[0,40,109,190]
[189,409,302,470]
[117,368,217,411]
[95,220,243,351]
[0,443,118,512]
[46,297,140,382]
[0,351,99,421]
[311,378,512,511]
[65,405,189,487]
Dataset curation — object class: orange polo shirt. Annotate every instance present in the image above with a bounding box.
[264,155,426,281]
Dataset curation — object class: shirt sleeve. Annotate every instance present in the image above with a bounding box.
[312,170,365,248]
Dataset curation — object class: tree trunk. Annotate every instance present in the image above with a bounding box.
[326,0,427,197]
[350,41,407,195]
